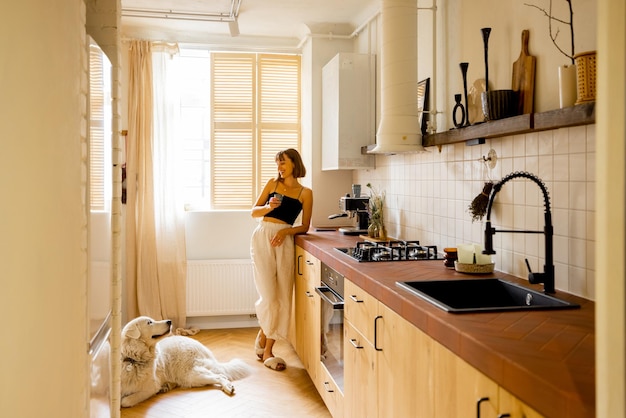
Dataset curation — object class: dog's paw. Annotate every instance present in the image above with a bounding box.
[160,382,177,393]
[121,396,135,408]
[221,381,235,396]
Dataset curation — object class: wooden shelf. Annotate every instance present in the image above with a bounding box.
[423,102,595,147]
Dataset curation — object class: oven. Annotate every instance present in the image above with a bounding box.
[316,262,344,392]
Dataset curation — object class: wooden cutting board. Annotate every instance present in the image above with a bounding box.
[511,30,536,114]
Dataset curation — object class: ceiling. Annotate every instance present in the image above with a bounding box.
[121,0,380,47]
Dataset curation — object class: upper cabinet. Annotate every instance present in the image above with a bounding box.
[322,53,376,170]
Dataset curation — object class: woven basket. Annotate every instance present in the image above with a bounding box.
[574,51,597,104]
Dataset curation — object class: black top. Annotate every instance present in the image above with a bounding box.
[265,188,304,225]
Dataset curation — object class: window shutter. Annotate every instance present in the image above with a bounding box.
[89,45,105,211]
[189,52,301,210]
[258,54,301,194]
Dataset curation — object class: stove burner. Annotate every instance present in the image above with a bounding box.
[336,240,442,262]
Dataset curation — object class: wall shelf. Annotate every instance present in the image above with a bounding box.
[422,101,595,148]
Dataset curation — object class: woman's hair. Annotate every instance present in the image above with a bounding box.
[276,148,306,179]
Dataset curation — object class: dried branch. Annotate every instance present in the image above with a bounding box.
[525,0,575,64]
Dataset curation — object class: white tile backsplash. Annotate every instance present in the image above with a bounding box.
[353,125,596,299]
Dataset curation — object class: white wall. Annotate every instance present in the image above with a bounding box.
[0,1,89,417]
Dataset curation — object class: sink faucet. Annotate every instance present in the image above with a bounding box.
[482,171,555,294]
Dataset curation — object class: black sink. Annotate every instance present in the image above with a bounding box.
[396,278,580,313]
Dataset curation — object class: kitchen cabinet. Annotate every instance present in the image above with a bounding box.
[295,246,344,418]
[432,328,543,418]
[343,279,380,418]
[322,53,375,170]
[342,279,544,418]
[294,246,321,383]
[378,304,434,418]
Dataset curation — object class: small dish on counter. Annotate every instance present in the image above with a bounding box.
[454,261,495,274]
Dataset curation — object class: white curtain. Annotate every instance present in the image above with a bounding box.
[126,41,187,328]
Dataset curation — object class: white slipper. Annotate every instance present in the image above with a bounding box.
[264,356,286,371]
[254,330,265,359]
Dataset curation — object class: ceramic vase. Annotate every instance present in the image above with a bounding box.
[558,64,577,108]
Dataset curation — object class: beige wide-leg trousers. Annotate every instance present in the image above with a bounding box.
[250,220,295,341]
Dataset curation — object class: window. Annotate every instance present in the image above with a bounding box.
[178,51,301,210]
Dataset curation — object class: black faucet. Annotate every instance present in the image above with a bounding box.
[482,171,555,294]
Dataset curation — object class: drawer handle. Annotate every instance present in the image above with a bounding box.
[297,255,303,276]
[323,381,334,393]
[305,291,314,298]
[476,397,489,418]
[349,338,363,349]
[349,294,364,303]
[497,415,511,418]
[306,260,314,265]
[374,315,383,351]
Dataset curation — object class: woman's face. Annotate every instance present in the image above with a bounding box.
[276,154,294,178]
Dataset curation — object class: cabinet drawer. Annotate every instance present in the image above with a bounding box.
[344,279,379,343]
[318,363,344,418]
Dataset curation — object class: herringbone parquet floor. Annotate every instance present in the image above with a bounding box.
[120,327,332,418]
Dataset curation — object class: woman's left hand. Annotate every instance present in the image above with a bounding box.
[271,231,287,247]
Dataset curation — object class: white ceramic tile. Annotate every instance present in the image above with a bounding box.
[586,239,595,270]
[569,237,587,268]
[524,233,539,258]
[586,184,595,219]
[553,128,569,154]
[513,135,526,157]
[568,209,587,240]
[537,155,554,181]
[554,262,568,292]
[524,156,539,178]
[500,136,514,159]
[569,153,586,181]
[569,126,587,153]
[551,181,569,209]
[553,208,569,236]
[525,133,538,155]
[553,154,569,181]
[586,152,596,182]
[553,235,569,264]
[569,181,586,211]
[568,265,588,297]
[538,130,553,154]
[586,269,595,300]
[586,125,596,152]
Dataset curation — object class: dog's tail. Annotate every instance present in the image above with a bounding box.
[213,359,253,381]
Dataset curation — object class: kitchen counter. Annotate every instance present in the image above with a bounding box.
[296,230,595,418]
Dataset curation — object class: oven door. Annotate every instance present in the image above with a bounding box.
[316,285,344,392]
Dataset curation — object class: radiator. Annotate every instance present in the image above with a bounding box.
[186,259,258,317]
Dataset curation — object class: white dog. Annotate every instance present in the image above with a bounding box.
[120,316,252,408]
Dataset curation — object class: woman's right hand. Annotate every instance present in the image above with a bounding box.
[268,196,282,209]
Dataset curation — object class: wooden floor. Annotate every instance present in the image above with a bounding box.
[120,327,332,418]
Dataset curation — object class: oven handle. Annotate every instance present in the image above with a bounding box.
[315,286,344,309]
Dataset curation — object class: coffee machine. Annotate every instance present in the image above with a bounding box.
[328,194,370,235]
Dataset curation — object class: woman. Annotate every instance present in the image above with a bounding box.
[250,149,313,371]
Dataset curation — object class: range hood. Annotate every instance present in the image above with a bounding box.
[369,0,425,154]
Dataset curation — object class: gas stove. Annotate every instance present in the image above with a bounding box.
[335,240,443,262]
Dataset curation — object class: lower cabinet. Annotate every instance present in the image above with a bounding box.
[342,279,544,418]
[291,261,544,418]
[294,246,320,384]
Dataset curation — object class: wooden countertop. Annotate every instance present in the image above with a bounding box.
[296,230,595,418]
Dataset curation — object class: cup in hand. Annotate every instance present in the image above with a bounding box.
[272,193,283,203]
